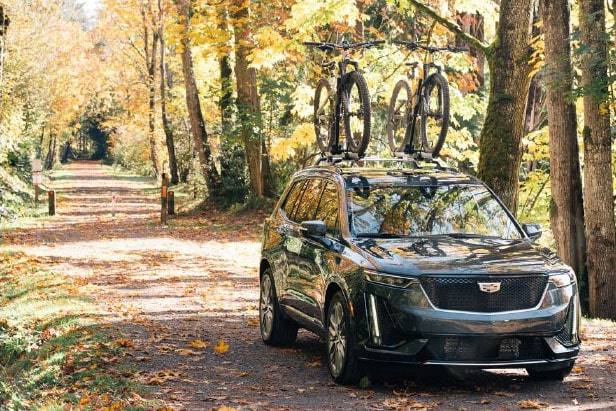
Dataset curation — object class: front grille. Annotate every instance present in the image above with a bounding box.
[420,275,548,312]
[420,336,549,362]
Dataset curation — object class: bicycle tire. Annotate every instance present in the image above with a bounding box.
[420,72,449,158]
[387,79,412,153]
[342,71,371,156]
[314,78,334,153]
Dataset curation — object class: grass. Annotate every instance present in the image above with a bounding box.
[0,252,157,410]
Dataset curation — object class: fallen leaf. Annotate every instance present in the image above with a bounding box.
[214,339,229,354]
[115,338,134,348]
[519,400,547,409]
[188,339,210,349]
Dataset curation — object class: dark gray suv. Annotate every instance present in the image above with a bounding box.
[259,159,580,384]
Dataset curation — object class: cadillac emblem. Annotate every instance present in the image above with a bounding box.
[478,282,501,293]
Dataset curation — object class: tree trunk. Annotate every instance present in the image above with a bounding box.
[539,0,586,293]
[0,5,8,136]
[218,6,233,132]
[233,0,264,198]
[579,0,616,319]
[143,2,162,177]
[477,0,533,214]
[158,0,179,185]
[176,0,219,195]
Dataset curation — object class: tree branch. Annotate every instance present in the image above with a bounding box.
[407,0,490,54]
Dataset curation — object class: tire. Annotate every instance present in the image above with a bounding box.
[342,71,371,156]
[387,79,412,154]
[326,291,361,385]
[314,79,334,154]
[259,269,298,346]
[526,362,574,381]
[420,72,449,158]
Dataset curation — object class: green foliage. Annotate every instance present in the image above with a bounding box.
[211,143,249,209]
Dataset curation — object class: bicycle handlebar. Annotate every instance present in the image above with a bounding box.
[392,39,468,53]
[304,40,385,52]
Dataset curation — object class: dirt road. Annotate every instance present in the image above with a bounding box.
[3,161,616,410]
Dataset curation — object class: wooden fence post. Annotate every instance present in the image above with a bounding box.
[48,190,56,216]
[161,173,169,224]
[168,191,175,216]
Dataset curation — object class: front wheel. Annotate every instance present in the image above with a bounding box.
[314,79,334,154]
[326,291,361,385]
[420,72,449,158]
[259,269,298,346]
[387,79,412,154]
[342,71,371,157]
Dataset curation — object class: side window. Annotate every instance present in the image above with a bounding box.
[293,179,325,223]
[315,182,340,237]
[281,180,306,220]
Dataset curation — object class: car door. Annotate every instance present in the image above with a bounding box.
[298,181,342,323]
[283,178,325,318]
[273,179,309,310]
[292,180,343,328]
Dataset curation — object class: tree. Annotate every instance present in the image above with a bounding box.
[158,0,179,185]
[232,0,267,198]
[475,0,534,213]
[142,0,162,176]
[539,0,586,287]
[578,0,616,319]
[0,2,9,132]
[174,0,219,195]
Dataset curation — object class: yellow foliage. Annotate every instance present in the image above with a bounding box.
[291,84,317,120]
[270,123,315,161]
[249,27,289,69]
[286,0,360,35]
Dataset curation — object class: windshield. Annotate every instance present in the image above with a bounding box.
[347,183,522,239]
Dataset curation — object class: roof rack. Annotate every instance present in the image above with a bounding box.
[313,153,456,172]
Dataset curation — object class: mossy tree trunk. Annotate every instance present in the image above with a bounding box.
[476,0,534,214]
[579,0,616,319]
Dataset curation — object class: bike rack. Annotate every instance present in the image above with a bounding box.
[314,153,455,172]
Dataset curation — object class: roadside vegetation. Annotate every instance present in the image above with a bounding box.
[0,251,155,410]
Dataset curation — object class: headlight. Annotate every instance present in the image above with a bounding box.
[549,269,575,288]
[542,269,576,307]
[363,269,419,288]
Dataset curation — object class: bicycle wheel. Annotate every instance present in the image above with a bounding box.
[342,71,371,156]
[420,72,449,158]
[314,78,334,153]
[387,79,412,154]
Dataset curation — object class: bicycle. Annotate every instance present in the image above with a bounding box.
[304,39,384,158]
[387,39,467,159]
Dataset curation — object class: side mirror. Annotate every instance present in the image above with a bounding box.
[522,223,542,241]
[301,220,327,237]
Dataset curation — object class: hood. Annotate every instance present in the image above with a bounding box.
[352,235,564,276]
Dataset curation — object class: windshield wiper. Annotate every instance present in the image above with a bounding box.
[438,233,502,239]
[355,233,410,238]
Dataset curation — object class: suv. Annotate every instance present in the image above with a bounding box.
[258,159,580,384]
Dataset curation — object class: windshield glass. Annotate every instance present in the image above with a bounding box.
[346,183,522,239]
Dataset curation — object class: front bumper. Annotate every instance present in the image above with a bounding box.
[354,281,581,367]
